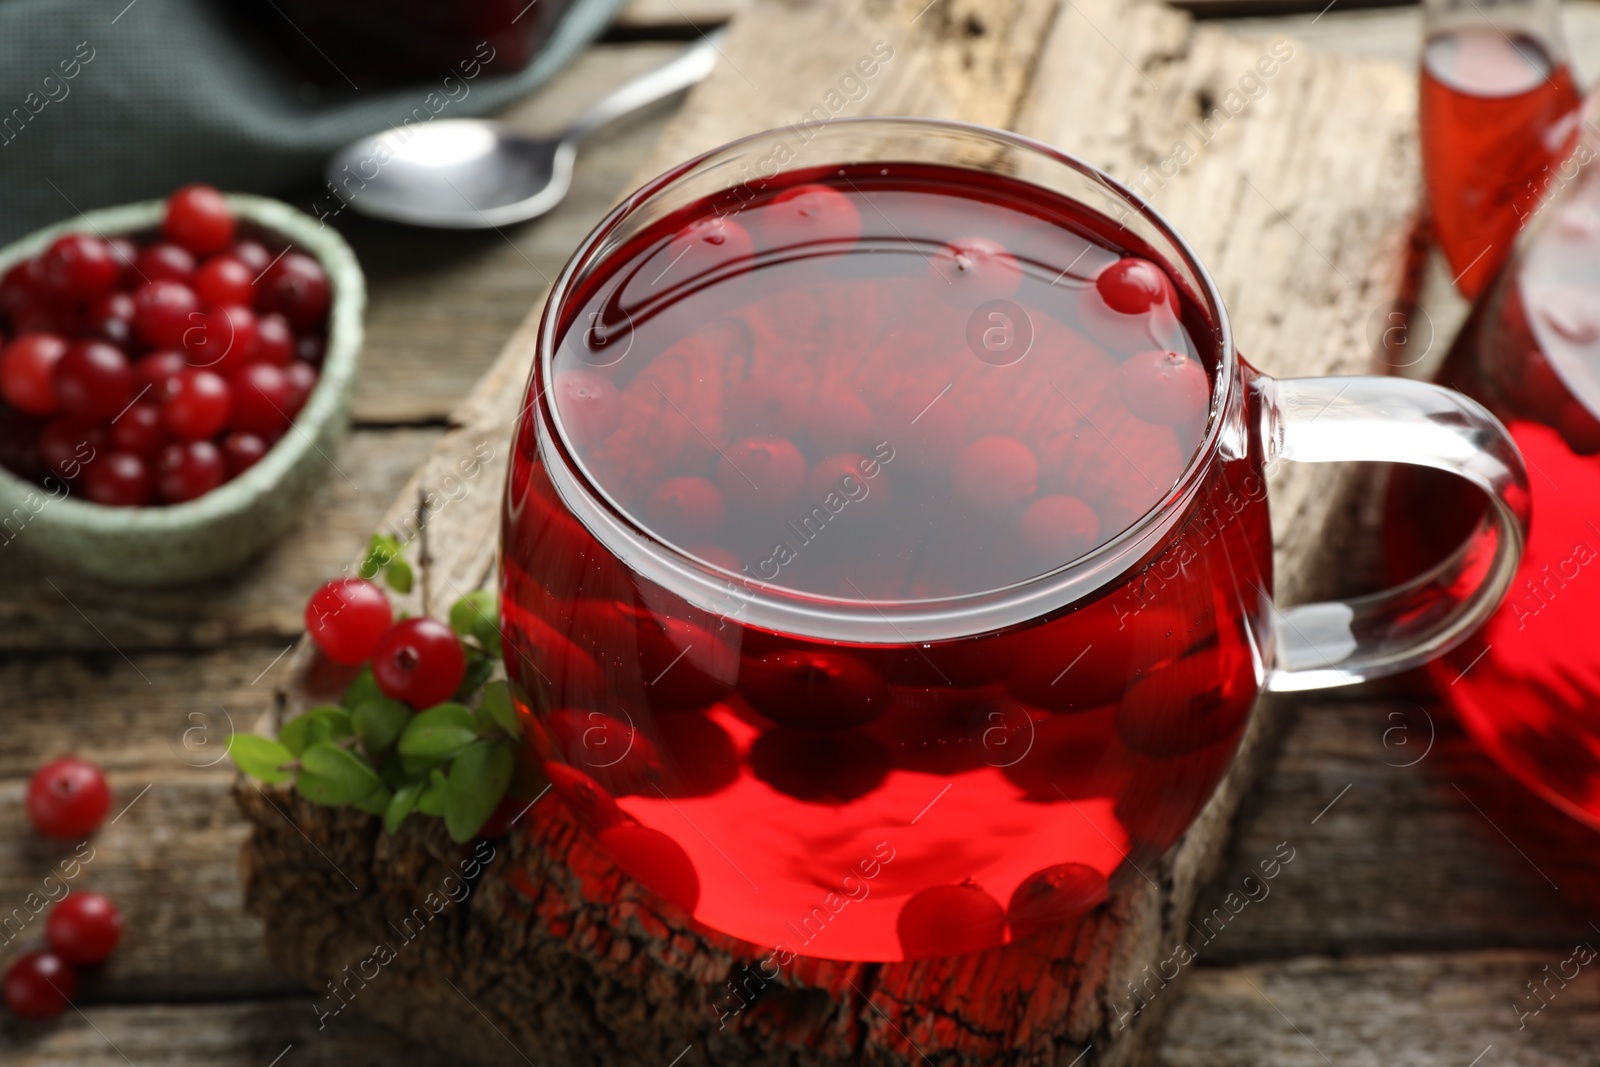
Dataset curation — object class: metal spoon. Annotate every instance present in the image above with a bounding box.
[326,33,724,229]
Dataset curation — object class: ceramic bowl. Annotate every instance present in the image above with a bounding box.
[0,194,364,586]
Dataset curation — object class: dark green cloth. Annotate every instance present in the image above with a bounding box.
[0,0,623,244]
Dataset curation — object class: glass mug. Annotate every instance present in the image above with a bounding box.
[499,117,1529,962]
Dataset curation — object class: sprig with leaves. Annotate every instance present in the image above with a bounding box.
[230,590,532,843]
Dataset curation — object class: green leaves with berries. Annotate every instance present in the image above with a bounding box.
[230,588,533,843]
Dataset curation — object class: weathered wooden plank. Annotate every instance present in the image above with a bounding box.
[1211,694,1599,961]
[0,748,291,1001]
[0,428,438,654]
[0,999,445,1066]
[616,0,747,30]
[238,1,1428,1065]
[1159,952,1600,1067]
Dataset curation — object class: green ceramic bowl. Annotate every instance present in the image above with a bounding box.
[0,194,364,586]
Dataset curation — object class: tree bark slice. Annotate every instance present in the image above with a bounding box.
[238,0,1421,1062]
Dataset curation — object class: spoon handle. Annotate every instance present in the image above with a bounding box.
[564,31,726,143]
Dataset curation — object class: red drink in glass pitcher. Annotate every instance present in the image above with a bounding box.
[1390,92,1600,827]
[502,119,1528,963]
[1420,2,1582,297]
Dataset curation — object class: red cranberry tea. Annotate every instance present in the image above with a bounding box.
[1388,155,1600,827]
[1420,25,1581,296]
[0,185,331,507]
[502,162,1274,961]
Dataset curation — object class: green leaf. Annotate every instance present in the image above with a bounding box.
[398,702,477,761]
[353,784,393,816]
[341,668,383,710]
[454,651,494,702]
[353,698,411,754]
[296,743,383,806]
[228,734,295,783]
[416,768,449,816]
[479,680,521,740]
[278,714,312,758]
[444,740,515,843]
[304,705,354,748]
[447,590,500,653]
[385,779,425,834]
[384,558,414,594]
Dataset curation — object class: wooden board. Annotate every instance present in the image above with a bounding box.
[234,1,1428,1065]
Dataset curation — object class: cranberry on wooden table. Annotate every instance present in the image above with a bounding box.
[3,951,77,1019]
[46,891,124,965]
[26,757,110,839]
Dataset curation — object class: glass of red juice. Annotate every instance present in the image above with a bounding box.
[500,118,1530,962]
[1420,0,1582,297]
[1390,89,1600,830]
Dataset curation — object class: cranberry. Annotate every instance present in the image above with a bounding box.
[295,333,326,367]
[652,712,742,797]
[160,368,230,441]
[283,361,317,416]
[230,239,272,273]
[54,340,135,423]
[258,252,331,330]
[928,236,1023,302]
[724,378,809,438]
[183,304,257,375]
[553,369,622,447]
[252,312,293,366]
[1118,349,1209,427]
[0,407,45,480]
[228,362,293,435]
[896,882,1007,958]
[1096,257,1178,316]
[110,403,167,459]
[371,617,467,708]
[807,453,890,514]
[135,350,189,392]
[107,237,140,288]
[749,728,890,802]
[0,260,43,320]
[804,388,874,452]
[222,431,268,476]
[163,184,235,256]
[26,756,111,838]
[595,824,701,912]
[717,436,808,516]
[1020,495,1102,568]
[952,436,1039,511]
[192,254,256,308]
[132,280,201,349]
[544,762,626,832]
[546,708,661,794]
[1115,649,1255,757]
[645,476,726,544]
[37,418,105,479]
[1007,863,1109,942]
[664,214,754,275]
[39,233,119,303]
[154,440,225,503]
[135,242,197,283]
[3,951,77,1019]
[46,891,124,964]
[84,451,153,507]
[305,577,393,665]
[0,332,68,415]
[85,291,136,347]
[762,183,862,248]
[742,649,891,728]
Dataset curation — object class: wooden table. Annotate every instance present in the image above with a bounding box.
[4,2,1600,1063]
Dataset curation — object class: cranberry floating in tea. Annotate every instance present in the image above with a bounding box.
[1420,0,1582,297]
[1390,89,1600,829]
[502,119,1528,961]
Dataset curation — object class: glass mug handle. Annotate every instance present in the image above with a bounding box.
[1254,374,1531,692]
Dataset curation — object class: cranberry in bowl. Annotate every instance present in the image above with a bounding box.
[0,189,363,585]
